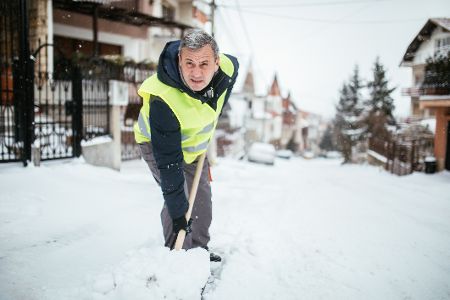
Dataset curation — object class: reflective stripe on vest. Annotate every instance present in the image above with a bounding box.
[183,139,209,153]
[138,112,151,140]
[181,120,214,141]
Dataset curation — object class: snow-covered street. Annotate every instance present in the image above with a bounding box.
[1,157,450,300]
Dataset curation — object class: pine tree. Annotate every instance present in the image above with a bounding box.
[334,83,352,163]
[365,57,396,140]
[319,124,336,152]
[334,66,366,163]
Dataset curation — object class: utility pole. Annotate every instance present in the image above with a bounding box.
[92,3,99,57]
[195,0,216,36]
[210,0,216,37]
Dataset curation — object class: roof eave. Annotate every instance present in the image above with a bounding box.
[399,19,439,66]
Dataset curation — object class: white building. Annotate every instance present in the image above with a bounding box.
[400,18,450,118]
[265,75,284,145]
[50,0,206,64]
[400,18,450,171]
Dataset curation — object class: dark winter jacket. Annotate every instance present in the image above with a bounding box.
[149,40,239,219]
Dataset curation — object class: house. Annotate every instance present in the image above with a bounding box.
[51,0,203,163]
[240,64,265,147]
[294,110,325,156]
[400,18,450,171]
[215,60,254,158]
[0,0,209,167]
[52,0,202,62]
[218,68,287,156]
[266,74,283,146]
[280,91,299,151]
[245,94,271,145]
[241,73,287,147]
[279,88,326,156]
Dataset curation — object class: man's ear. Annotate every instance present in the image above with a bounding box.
[215,57,220,72]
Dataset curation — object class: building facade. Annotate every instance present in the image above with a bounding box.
[401,18,450,171]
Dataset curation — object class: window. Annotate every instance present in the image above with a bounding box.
[162,2,175,21]
[435,37,450,55]
[54,35,122,60]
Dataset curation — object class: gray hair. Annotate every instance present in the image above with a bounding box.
[179,29,219,59]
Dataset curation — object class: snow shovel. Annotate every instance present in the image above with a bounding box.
[173,152,207,251]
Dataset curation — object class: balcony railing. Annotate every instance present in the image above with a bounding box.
[53,0,192,30]
[401,87,421,97]
[401,86,450,97]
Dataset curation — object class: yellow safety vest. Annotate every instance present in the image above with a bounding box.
[134,53,235,164]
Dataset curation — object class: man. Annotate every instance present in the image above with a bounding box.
[134,29,239,262]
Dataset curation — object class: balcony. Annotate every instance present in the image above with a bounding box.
[401,87,421,97]
[401,85,450,97]
[53,0,192,30]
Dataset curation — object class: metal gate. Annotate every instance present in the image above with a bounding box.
[1,0,110,165]
[0,0,33,164]
[31,46,110,162]
[33,43,80,161]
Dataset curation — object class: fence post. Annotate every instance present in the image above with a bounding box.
[386,141,391,172]
[383,140,388,171]
[72,66,83,157]
[31,144,40,166]
[17,0,33,166]
[110,104,122,170]
[391,142,396,174]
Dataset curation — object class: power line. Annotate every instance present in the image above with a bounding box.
[301,2,371,40]
[222,6,423,24]
[221,0,389,9]
[234,0,254,54]
[216,7,240,51]
[233,0,271,89]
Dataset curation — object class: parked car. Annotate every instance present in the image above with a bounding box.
[302,151,315,159]
[248,142,276,165]
[276,149,293,159]
[325,151,341,159]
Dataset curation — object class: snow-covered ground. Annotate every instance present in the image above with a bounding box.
[1,157,449,300]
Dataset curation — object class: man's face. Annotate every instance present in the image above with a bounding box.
[179,45,219,92]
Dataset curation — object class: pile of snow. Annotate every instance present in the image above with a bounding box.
[425,156,437,162]
[367,149,388,163]
[420,118,436,134]
[81,136,113,147]
[89,247,209,300]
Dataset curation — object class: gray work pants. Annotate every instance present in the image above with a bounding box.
[138,142,212,250]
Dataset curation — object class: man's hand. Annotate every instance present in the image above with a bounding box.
[172,216,193,234]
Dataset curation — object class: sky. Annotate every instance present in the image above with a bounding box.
[211,0,450,119]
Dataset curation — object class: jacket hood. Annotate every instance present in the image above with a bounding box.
[157,40,184,90]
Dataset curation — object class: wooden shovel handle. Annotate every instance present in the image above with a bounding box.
[174,152,207,250]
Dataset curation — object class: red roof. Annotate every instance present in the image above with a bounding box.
[268,74,281,96]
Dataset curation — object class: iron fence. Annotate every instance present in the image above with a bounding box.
[1,0,155,164]
[1,0,111,165]
[121,91,141,161]
[81,78,110,141]
[369,137,434,176]
[75,57,155,161]
[1,0,33,164]
[119,63,154,161]
[31,41,111,161]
